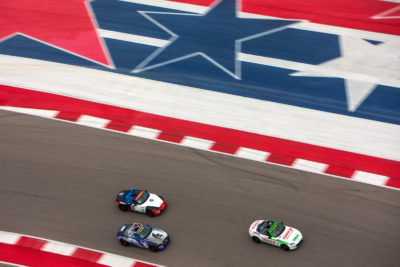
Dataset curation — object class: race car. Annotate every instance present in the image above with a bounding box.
[117,223,170,251]
[115,188,166,216]
[249,220,303,251]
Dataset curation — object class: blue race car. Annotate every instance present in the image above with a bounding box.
[117,223,170,251]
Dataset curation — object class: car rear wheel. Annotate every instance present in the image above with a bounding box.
[252,236,260,243]
[281,244,289,251]
[119,204,128,211]
[120,240,129,247]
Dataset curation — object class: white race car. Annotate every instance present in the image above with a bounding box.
[115,188,167,216]
[249,220,303,251]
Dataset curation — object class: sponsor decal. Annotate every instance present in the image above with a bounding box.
[293,234,299,241]
[282,227,293,240]
[262,238,275,244]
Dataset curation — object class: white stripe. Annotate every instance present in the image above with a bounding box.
[99,29,169,47]
[119,0,400,40]
[0,107,58,118]
[119,0,208,14]
[41,242,77,256]
[95,29,400,89]
[0,232,21,244]
[235,147,270,161]
[289,20,399,41]
[128,125,161,139]
[292,159,328,173]
[76,115,110,128]
[352,171,390,186]
[0,55,399,161]
[0,261,29,267]
[379,0,400,4]
[238,53,400,89]
[97,254,136,267]
[180,136,214,150]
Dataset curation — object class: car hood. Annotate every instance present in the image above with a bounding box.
[145,228,168,244]
[144,193,163,207]
[277,226,302,244]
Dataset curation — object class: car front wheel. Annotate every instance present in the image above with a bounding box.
[120,239,129,247]
[149,244,158,252]
[252,236,260,243]
[281,244,289,251]
[146,210,155,217]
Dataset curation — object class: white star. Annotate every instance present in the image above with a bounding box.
[291,36,400,111]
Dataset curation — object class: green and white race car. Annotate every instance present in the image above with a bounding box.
[249,220,303,251]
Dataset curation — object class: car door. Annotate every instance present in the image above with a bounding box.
[260,233,280,247]
[131,202,146,213]
[134,234,149,249]
[125,236,141,247]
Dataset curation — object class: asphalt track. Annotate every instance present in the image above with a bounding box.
[0,110,399,267]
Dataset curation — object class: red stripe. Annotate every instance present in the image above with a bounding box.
[55,111,81,121]
[1,84,399,188]
[267,153,296,166]
[16,236,47,250]
[0,243,107,267]
[71,248,103,262]
[325,165,355,178]
[167,0,400,35]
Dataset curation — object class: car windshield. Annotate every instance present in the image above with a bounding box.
[135,190,150,205]
[270,222,286,237]
[137,225,152,239]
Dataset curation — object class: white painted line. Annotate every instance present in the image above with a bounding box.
[97,254,136,267]
[180,136,214,150]
[235,147,270,161]
[76,115,110,128]
[0,231,21,244]
[292,159,328,173]
[0,106,58,118]
[128,125,161,139]
[352,171,390,186]
[119,0,208,14]
[99,29,169,47]
[41,242,77,256]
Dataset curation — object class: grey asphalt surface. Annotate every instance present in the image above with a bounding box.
[0,110,399,267]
